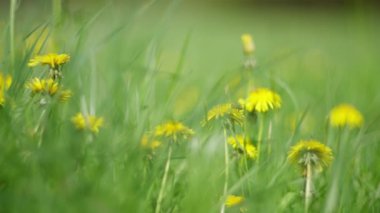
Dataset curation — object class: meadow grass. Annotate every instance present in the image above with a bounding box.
[0,1,380,212]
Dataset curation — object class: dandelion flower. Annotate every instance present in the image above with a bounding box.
[27,78,45,94]
[241,34,255,55]
[225,195,244,207]
[154,121,194,141]
[240,88,281,113]
[44,78,59,95]
[329,104,363,128]
[59,89,72,102]
[288,140,333,171]
[141,133,162,150]
[228,135,257,159]
[0,72,12,105]
[71,112,104,134]
[203,103,245,126]
[28,53,70,69]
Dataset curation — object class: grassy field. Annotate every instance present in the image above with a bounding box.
[1,1,380,212]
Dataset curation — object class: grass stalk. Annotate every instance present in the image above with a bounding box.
[220,126,230,213]
[155,142,173,213]
[256,115,264,162]
[10,0,17,73]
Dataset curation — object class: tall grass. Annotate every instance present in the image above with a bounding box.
[0,1,380,212]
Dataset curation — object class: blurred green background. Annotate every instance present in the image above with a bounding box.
[0,0,379,212]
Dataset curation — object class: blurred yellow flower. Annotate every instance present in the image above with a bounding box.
[0,72,12,105]
[228,135,257,159]
[26,78,58,96]
[329,104,363,128]
[203,103,245,126]
[45,78,59,95]
[288,140,333,171]
[154,121,194,141]
[27,78,45,94]
[225,195,244,207]
[28,53,70,69]
[141,133,162,150]
[241,34,255,55]
[59,89,72,102]
[71,112,104,134]
[240,88,281,113]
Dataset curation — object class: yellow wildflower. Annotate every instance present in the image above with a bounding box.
[27,78,45,94]
[329,104,363,128]
[225,195,244,207]
[228,135,257,159]
[203,103,245,126]
[141,133,162,150]
[59,89,72,102]
[241,34,255,55]
[240,88,281,113]
[44,78,59,95]
[28,53,70,69]
[154,121,194,141]
[0,72,12,105]
[71,112,104,134]
[288,140,333,171]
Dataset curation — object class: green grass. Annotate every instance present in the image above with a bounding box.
[1,1,380,212]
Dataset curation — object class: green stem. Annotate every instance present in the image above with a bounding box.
[305,162,313,213]
[10,0,17,73]
[52,0,62,27]
[257,116,264,162]
[220,127,230,213]
[155,143,173,213]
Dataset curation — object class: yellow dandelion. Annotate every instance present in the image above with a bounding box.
[329,104,363,128]
[241,34,255,55]
[71,113,86,130]
[241,88,281,113]
[154,121,194,141]
[225,195,244,207]
[0,72,12,105]
[28,53,70,69]
[141,133,162,150]
[44,78,59,95]
[71,112,104,134]
[203,103,245,126]
[59,89,72,102]
[27,78,46,94]
[228,135,257,159]
[288,140,333,171]
[88,115,104,134]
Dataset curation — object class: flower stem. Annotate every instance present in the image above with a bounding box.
[305,162,313,213]
[155,143,173,213]
[220,127,230,213]
[257,116,264,162]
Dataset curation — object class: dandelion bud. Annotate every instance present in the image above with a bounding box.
[241,34,255,55]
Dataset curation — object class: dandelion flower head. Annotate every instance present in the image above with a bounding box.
[27,78,58,96]
[0,72,12,105]
[228,135,257,159]
[288,140,333,171]
[240,88,281,113]
[225,195,244,207]
[154,121,194,141]
[329,104,363,128]
[241,34,255,55]
[203,103,245,126]
[141,133,162,150]
[71,112,104,134]
[28,53,70,69]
